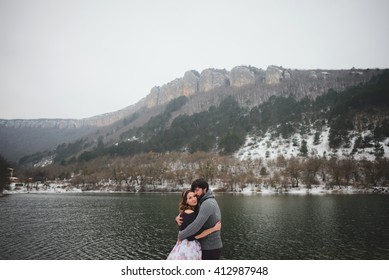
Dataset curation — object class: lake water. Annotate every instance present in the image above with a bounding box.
[0,193,388,259]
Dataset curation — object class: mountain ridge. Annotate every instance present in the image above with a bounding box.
[1,65,379,127]
[0,65,385,162]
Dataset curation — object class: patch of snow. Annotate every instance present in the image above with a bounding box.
[33,155,54,167]
[235,126,388,162]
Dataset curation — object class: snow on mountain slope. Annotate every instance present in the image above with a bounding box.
[236,126,389,161]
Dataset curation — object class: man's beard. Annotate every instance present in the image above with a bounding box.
[197,192,205,200]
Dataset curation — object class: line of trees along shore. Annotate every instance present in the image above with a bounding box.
[13,152,389,192]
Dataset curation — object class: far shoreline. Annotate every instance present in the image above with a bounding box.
[2,185,387,196]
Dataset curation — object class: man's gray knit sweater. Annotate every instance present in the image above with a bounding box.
[178,189,222,250]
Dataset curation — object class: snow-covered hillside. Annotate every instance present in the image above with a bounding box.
[236,126,389,161]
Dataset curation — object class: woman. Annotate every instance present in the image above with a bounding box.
[167,190,221,260]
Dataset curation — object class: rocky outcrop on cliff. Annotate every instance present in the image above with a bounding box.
[143,66,257,108]
[230,66,256,87]
[144,71,200,108]
[199,69,229,92]
[143,65,379,112]
[144,86,160,108]
[265,65,283,84]
[183,70,200,96]
[154,79,179,106]
[144,68,230,108]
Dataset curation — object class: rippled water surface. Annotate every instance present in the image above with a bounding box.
[1,193,388,259]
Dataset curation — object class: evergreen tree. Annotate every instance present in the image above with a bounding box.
[260,167,268,176]
[300,140,308,156]
[313,131,321,145]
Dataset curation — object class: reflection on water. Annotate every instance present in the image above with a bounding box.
[0,193,388,259]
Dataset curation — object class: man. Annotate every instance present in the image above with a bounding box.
[177,178,222,260]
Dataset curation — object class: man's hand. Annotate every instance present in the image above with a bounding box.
[175,214,183,226]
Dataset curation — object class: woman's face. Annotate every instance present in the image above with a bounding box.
[186,191,198,207]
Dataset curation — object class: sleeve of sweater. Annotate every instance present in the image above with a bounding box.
[178,201,212,240]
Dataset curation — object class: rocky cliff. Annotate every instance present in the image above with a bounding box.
[143,66,263,108]
[1,65,377,130]
[142,65,378,110]
[230,66,256,87]
[0,65,384,161]
[0,102,143,129]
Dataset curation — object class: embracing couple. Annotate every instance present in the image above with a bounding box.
[167,178,222,260]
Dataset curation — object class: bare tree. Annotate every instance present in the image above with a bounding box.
[284,157,302,188]
[326,157,342,188]
[302,157,323,188]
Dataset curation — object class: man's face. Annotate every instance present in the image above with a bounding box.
[194,187,206,199]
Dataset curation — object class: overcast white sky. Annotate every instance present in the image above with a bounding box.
[1,0,388,120]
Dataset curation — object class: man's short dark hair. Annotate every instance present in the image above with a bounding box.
[191,178,209,192]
